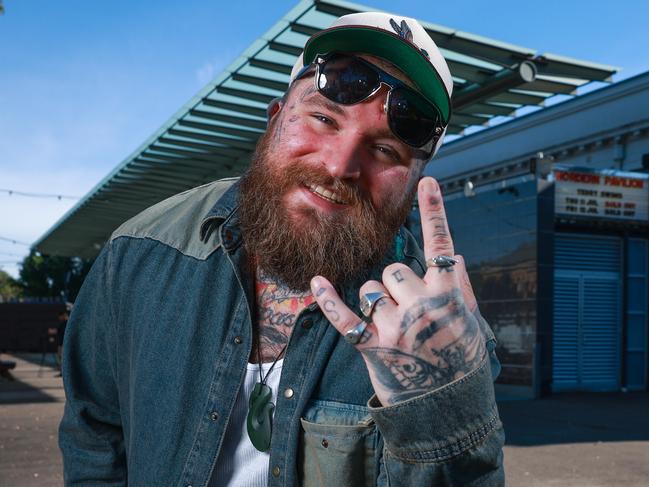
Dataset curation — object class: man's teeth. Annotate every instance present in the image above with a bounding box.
[307,184,347,204]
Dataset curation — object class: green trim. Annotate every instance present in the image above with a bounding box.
[303,27,451,124]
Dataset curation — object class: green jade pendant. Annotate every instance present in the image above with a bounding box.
[246,382,275,452]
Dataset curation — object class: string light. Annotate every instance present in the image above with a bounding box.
[0,236,31,246]
[0,188,80,200]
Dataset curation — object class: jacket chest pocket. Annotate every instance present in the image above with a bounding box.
[298,401,379,487]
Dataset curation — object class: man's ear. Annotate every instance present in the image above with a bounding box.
[266,97,283,121]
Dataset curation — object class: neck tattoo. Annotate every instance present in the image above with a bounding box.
[246,267,314,452]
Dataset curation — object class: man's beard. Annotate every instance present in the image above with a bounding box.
[238,131,415,291]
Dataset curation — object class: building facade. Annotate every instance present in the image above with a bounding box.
[413,71,649,398]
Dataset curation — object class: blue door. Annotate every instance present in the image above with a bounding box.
[625,238,648,390]
[553,234,622,392]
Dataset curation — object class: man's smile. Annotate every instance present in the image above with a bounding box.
[305,182,350,205]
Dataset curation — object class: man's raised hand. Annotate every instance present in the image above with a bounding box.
[311,177,486,406]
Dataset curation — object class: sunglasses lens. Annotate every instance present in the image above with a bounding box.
[318,56,380,105]
[388,88,440,147]
[315,54,442,148]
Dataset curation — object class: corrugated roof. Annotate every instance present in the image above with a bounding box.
[34,0,618,258]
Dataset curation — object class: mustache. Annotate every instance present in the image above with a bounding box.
[279,162,366,208]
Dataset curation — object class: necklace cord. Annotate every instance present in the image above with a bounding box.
[255,329,288,385]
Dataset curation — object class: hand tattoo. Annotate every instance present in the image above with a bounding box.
[400,291,463,333]
[363,288,486,404]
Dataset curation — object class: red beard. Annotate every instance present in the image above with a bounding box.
[238,130,415,291]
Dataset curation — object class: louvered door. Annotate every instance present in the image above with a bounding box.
[552,234,622,392]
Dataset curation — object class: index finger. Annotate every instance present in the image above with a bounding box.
[418,177,454,262]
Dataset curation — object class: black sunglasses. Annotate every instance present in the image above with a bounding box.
[295,53,445,149]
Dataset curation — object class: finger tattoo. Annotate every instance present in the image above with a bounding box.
[392,270,405,283]
[323,299,340,321]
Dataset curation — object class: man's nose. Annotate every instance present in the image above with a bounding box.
[321,133,363,180]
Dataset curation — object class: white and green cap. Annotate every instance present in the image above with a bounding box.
[290,12,453,126]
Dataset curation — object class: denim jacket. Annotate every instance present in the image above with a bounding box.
[59,178,505,486]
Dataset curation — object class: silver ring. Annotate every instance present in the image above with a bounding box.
[426,255,458,268]
[344,321,368,345]
[359,292,388,318]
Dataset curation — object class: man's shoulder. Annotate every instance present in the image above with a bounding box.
[109,177,238,259]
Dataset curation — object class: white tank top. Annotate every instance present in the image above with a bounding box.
[209,359,284,487]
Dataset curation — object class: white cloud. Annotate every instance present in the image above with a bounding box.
[194,51,238,88]
[196,61,217,86]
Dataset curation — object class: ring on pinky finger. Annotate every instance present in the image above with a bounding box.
[344,321,368,345]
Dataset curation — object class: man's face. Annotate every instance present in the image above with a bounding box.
[239,55,427,290]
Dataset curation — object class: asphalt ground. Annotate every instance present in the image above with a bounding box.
[1,353,648,486]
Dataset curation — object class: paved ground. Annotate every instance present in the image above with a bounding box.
[500,392,649,486]
[1,354,65,487]
[1,353,648,486]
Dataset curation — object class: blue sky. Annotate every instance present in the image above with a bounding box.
[1,0,648,278]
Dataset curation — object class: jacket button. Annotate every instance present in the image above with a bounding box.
[302,319,313,330]
[210,412,218,421]
[272,466,281,477]
[233,336,242,344]
[321,438,329,448]
[283,388,294,399]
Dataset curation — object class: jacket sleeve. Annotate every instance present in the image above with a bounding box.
[58,243,127,485]
[369,311,505,486]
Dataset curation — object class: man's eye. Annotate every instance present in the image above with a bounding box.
[313,114,334,125]
[376,145,400,162]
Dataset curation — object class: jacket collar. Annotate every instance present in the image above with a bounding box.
[199,179,241,247]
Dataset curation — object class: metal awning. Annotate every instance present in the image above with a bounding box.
[34,0,618,258]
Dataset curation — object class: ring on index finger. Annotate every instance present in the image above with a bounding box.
[359,292,389,318]
[426,255,458,268]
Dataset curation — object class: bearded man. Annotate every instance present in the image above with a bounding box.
[59,12,505,487]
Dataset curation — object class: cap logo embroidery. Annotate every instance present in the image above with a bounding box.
[389,18,413,42]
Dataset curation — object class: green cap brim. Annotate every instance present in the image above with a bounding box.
[303,26,451,124]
